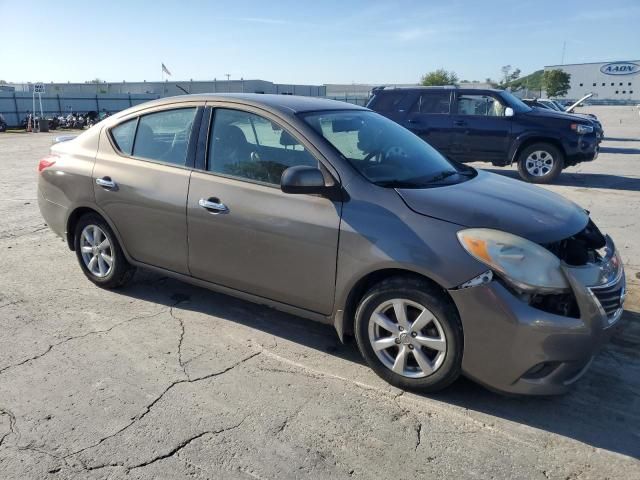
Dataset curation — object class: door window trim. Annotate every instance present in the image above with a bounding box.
[106,104,204,171]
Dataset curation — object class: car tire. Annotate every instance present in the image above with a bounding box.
[517,142,563,184]
[74,213,135,289]
[354,276,463,393]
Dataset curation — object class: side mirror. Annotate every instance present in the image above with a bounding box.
[504,107,515,117]
[281,166,327,194]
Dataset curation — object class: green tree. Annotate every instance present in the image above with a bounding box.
[499,66,522,87]
[420,69,459,86]
[543,69,571,97]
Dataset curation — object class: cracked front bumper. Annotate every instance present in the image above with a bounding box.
[449,240,625,396]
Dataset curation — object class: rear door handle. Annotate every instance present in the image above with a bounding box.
[96,177,117,189]
[453,120,467,126]
[199,197,229,214]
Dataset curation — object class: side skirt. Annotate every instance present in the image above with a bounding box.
[128,260,335,328]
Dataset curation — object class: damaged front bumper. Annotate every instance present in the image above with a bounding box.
[450,236,625,395]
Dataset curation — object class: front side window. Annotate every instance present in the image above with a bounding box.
[110,118,137,155]
[208,109,317,185]
[302,110,474,188]
[412,92,451,114]
[132,108,197,166]
[456,94,505,116]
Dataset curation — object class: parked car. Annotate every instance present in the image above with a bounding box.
[37,94,625,395]
[367,87,599,183]
[522,97,604,141]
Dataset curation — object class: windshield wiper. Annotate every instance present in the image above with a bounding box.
[425,170,461,183]
[374,180,422,188]
[375,170,473,188]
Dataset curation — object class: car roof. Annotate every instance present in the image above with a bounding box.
[374,86,506,94]
[129,93,367,116]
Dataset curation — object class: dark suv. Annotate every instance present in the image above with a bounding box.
[367,87,599,183]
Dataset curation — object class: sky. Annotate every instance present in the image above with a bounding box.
[1,0,639,85]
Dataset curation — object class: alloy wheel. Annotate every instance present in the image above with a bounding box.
[525,150,554,177]
[368,298,447,378]
[79,225,113,278]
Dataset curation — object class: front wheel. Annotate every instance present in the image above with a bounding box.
[354,276,463,392]
[516,142,563,183]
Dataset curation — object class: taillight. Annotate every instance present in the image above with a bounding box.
[38,154,57,172]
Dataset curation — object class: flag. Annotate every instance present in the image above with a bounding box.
[161,63,172,76]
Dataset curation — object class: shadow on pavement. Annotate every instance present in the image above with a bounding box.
[604,137,640,142]
[599,146,640,155]
[483,168,640,191]
[115,271,640,460]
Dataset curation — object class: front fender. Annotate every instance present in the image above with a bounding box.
[508,132,564,164]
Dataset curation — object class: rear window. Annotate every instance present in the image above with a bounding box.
[132,108,197,166]
[369,91,405,112]
[411,92,451,114]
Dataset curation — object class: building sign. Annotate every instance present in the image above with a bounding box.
[600,62,639,75]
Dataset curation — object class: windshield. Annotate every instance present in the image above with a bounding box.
[301,110,474,188]
[550,100,567,112]
[498,91,532,113]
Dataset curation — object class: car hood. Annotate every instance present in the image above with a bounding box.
[396,170,588,244]
[528,107,592,124]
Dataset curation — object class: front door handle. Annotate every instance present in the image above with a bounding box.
[199,197,229,214]
[96,177,117,189]
[453,120,467,127]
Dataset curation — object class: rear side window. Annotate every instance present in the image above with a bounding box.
[369,91,405,112]
[132,108,197,166]
[110,119,137,155]
[412,92,451,114]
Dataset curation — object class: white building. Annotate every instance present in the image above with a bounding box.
[544,60,639,101]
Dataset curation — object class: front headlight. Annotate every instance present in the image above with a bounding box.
[571,123,594,134]
[457,228,569,293]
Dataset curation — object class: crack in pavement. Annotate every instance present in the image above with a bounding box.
[126,417,247,473]
[0,309,167,376]
[0,408,18,447]
[414,422,422,451]
[275,399,311,436]
[170,304,189,379]
[0,300,21,309]
[0,226,48,240]
[64,350,262,465]
[81,419,246,473]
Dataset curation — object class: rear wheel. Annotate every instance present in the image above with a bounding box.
[74,214,135,288]
[517,142,563,183]
[354,276,463,392]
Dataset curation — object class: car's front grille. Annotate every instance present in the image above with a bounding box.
[590,279,625,321]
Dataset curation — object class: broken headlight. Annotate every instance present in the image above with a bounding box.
[457,228,569,293]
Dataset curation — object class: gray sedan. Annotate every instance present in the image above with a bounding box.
[37,94,625,395]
